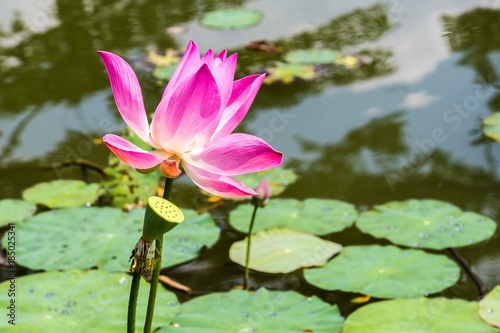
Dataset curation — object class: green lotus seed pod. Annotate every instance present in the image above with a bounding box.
[142,196,184,242]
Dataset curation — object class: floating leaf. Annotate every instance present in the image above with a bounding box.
[230,228,342,273]
[22,180,101,208]
[3,207,218,271]
[148,49,180,67]
[335,55,359,68]
[233,167,297,198]
[480,286,500,328]
[285,49,342,64]
[159,288,343,332]
[343,297,500,333]
[483,113,500,142]
[230,198,357,235]
[152,65,178,81]
[0,270,179,332]
[200,9,262,30]
[264,62,319,84]
[0,199,36,227]
[304,245,460,298]
[356,199,497,250]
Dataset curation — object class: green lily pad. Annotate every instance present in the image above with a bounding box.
[229,228,342,273]
[0,270,179,332]
[200,9,262,30]
[159,288,343,332]
[356,199,496,250]
[230,198,357,235]
[285,49,342,64]
[0,199,36,227]
[233,167,297,199]
[264,62,319,84]
[22,180,102,208]
[483,113,500,142]
[304,245,460,298]
[3,207,219,271]
[344,297,499,333]
[153,65,178,81]
[480,286,500,328]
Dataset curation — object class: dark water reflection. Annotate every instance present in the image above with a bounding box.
[1,0,500,315]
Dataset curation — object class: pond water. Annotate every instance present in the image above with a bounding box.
[1,0,500,316]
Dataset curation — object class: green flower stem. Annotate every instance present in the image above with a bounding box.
[127,273,140,333]
[143,178,173,333]
[447,247,485,297]
[243,203,259,290]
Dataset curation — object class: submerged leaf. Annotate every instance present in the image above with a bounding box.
[264,62,319,84]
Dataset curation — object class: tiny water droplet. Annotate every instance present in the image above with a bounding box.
[487,308,494,313]
[412,243,420,248]
[251,328,258,332]
[342,212,350,217]
[172,323,180,328]
[59,309,73,315]
[45,292,54,299]
[64,301,77,307]
[119,277,127,285]
[455,227,464,233]
[85,202,91,207]
[29,288,34,293]
[476,218,484,223]
[322,207,332,212]
[419,233,429,239]
[307,297,312,301]
[423,292,429,296]
[243,312,249,318]
[168,301,178,307]
[268,311,277,317]
[437,227,445,233]
[448,232,454,237]
[448,215,454,221]
[385,224,395,230]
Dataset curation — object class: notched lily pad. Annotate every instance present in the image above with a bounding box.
[304,245,460,299]
[200,9,262,30]
[0,199,36,227]
[264,62,319,84]
[22,180,101,208]
[230,198,357,235]
[0,270,179,332]
[483,112,500,142]
[233,167,297,199]
[3,207,218,271]
[344,297,499,333]
[480,286,500,328]
[285,49,342,64]
[229,228,342,273]
[356,199,497,250]
[159,288,343,332]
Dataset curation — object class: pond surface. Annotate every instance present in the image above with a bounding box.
[1,0,500,315]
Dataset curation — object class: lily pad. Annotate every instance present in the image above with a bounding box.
[335,55,359,68]
[285,49,342,64]
[0,270,179,332]
[303,245,460,298]
[483,113,500,142]
[200,9,262,30]
[3,206,219,271]
[343,297,499,333]
[229,228,342,273]
[264,62,319,84]
[153,65,178,81]
[0,199,36,227]
[234,167,297,198]
[230,198,358,235]
[22,180,101,208]
[356,199,496,250]
[159,288,343,332]
[480,286,500,328]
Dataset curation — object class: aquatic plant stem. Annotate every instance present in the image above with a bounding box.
[127,273,140,333]
[243,203,259,290]
[143,178,173,333]
[448,247,485,298]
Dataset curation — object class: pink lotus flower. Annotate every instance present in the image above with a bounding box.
[98,41,282,198]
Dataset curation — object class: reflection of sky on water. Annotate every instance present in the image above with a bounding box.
[0,0,499,178]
